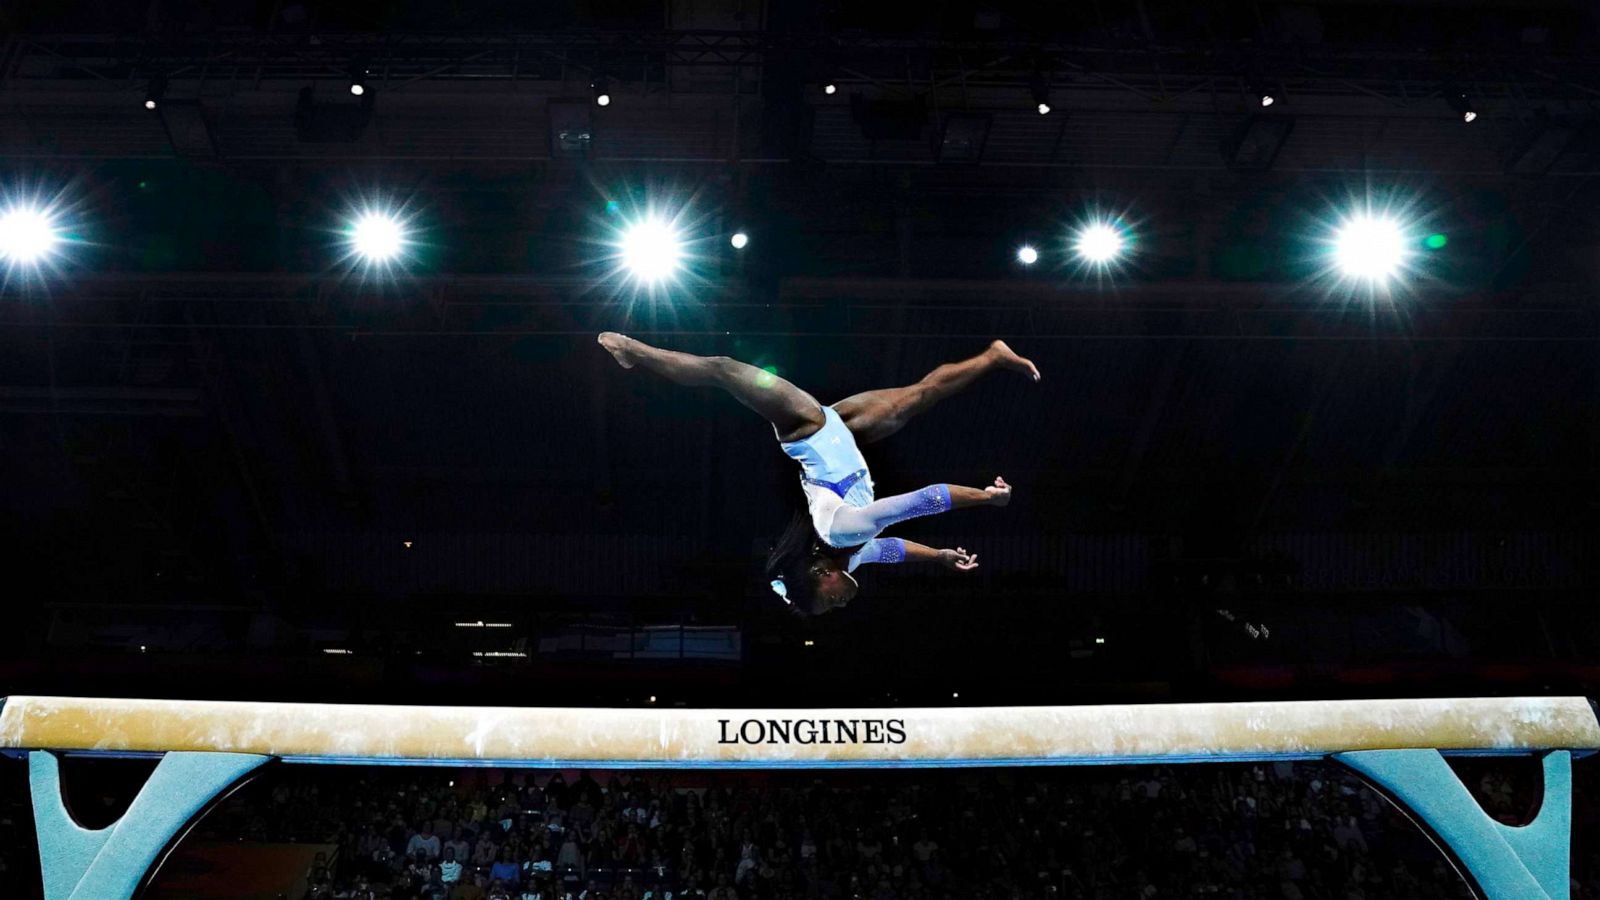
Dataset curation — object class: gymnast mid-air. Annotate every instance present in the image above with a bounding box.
[598,333,1040,615]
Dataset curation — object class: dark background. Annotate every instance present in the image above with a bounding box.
[0,0,1597,713]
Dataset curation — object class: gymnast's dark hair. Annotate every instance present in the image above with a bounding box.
[765,507,822,617]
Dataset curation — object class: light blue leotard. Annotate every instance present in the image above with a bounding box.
[778,406,953,572]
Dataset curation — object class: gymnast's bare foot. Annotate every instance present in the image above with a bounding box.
[598,332,638,369]
[989,340,1041,382]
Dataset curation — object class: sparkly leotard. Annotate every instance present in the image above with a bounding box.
[778,406,954,571]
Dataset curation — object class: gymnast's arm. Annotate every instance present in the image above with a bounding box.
[827,478,1012,547]
[847,538,980,573]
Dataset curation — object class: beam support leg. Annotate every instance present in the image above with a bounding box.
[30,750,269,900]
[1335,749,1572,900]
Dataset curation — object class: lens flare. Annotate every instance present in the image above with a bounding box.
[620,218,684,284]
[1333,215,1408,282]
[0,206,60,263]
[1073,223,1125,264]
[349,212,406,263]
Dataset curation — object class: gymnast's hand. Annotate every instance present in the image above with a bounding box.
[938,547,979,572]
[983,477,1012,507]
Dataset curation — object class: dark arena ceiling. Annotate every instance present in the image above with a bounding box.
[0,0,1598,707]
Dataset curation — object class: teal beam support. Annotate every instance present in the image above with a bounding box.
[30,750,269,900]
[1335,749,1572,900]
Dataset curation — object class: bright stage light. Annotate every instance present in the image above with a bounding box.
[1260,93,1275,107]
[596,92,611,107]
[1073,223,1125,264]
[1036,103,1051,116]
[349,212,406,262]
[823,83,837,95]
[0,206,60,263]
[731,231,749,250]
[1016,245,1039,265]
[620,218,684,283]
[1333,215,1408,282]
[145,75,167,110]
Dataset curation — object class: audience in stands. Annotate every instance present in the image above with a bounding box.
[206,763,1486,900]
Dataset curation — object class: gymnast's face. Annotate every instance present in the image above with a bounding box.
[810,561,859,613]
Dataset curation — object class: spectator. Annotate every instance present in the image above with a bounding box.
[708,872,738,900]
[451,872,489,900]
[556,829,584,875]
[408,823,443,862]
[490,849,520,887]
[446,825,472,864]
[441,846,465,884]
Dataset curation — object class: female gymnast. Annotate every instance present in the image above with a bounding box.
[597,333,1040,616]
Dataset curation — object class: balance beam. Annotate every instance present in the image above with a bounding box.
[1,694,1596,766]
[3,695,1596,900]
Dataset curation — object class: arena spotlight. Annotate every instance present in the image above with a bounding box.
[1444,85,1477,123]
[143,75,167,110]
[0,205,60,264]
[348,212,406,263]
[823,82,838,95]
[620,217,684,284]
[1332,214,1409,283]
[1072,222,1126,264]
[1250,77,1275,108]
[592,79,612,107]
[1030,72,1051,116]
[730,231,749,250]
[1016,245,1039,265]
[348,61,369,97]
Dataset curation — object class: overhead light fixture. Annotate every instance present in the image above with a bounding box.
[1332,214,1409,283]
[348,212,406,263]
[592,78,612,107]
[619,217,684,284]
[938,112,992,163]
[294,85,376,144]
[823,82,837,95]
[1072,222,1126,264]
[348,60,369,97]
[548,100,594,158]
[1030,71,1051,115]
[144,75,167,110]
[1248,76,1276,108]
[1444,84,1477,123]
[1016,245,1039,266]
[0,205,61,264]
[730,231,749,250]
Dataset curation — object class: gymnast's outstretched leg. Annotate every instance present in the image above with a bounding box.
[831,340,1040,444]
[598,333,826,442]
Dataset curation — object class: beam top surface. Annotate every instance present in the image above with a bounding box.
[2,695,1595,768]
